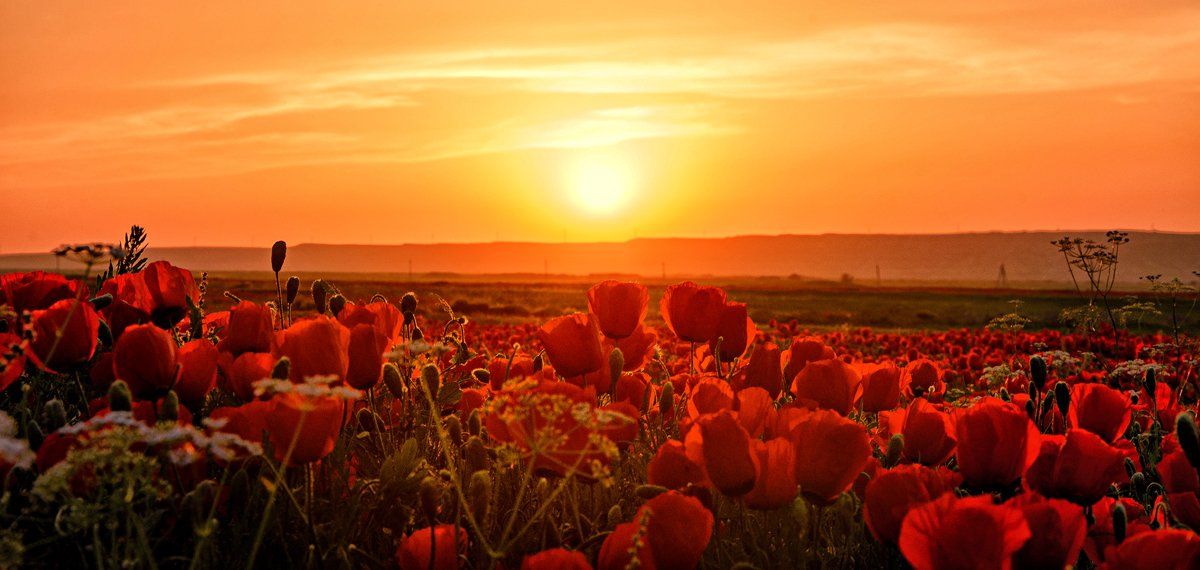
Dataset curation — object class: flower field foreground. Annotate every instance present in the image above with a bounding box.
[0,251,1198,568]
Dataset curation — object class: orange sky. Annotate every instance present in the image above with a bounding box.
[2,1,1199,252]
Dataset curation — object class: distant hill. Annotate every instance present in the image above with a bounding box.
[2,232,1197,287]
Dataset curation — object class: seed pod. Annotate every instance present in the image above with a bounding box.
[444,415,463,445]
[1030,356,1047,388]
[466,410,481,437]
[43,399,68,432]
[884,434,905,468]
[419,477,441,523]
[271,241,287,273]
[329,294,347,318]
[400,292,418,315]
[468,471,491,522]
[464,436,489,474]
[1112,503,1127,544]
[609,348,624,393]
[1054,381,1071,418]
[271,357,291,381]
[382,363,406,400]
[421,364,441,397]
[285,276,300,306]
[1175,412,1200,471]
[311,280,328,314]
[160,390,180,422]
[108,380,133,412]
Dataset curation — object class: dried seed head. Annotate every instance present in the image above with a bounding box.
[108,380,133,412]
[271,241,287,273]
[285,276,300,305]
[311,280,328,314]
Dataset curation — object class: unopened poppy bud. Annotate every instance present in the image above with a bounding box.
[998,387,1010,402]
[1030,356,1047,387]
[465,436,489,474]
[609,348,624,392]
[607,504,622,526]
[43,399,68,431]
[1143,368,1157,399]
[382,363,405,400]
[635,484,668,500]
[659,381,675,418]
[1130,392,1139,406]
[470,368,489,385]
[1028,378,1040,402]
[311,280,328,314]
[1112,503,1127,544]
[26,420,44,451]
[1175,412,1200,471]
[1131,471,1147,499]
[1025,399,1036,420]
[285,276,300,306]
[884,434,905,468]
[271,241,287,273]
[355,408,380,432]
[1054,381,1071,418]
[421,364,441,396]
[160,390,180,422]
[531,353,543,373]
[329,294,347,318]
[468,471,491,522]
[466,410,481,437]
[224,291,243,304]
[108,380,133,412]
[535,477,549,497]
[400,292,418,315]
[419,477,441,523]
[444,415,463,445]
[1124,457,1137,478]
[271,357,291,380]
[411,326,424,342]
[98,321,113,348]
[1039,392,1055,421]
[89,293,113,311]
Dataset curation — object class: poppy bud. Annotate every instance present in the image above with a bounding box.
[466,410,481,437]
[1054,381,1070,418]
[419,477,441,523]
[607,504,622,526]
[1112,502,1127,544]
[999,387,1010,402]
[468,471,491,522]
[224,291,243,304]
[285,276,300,306]
[470,368,489,385]
[411,326,424,342]
[1131,471,1147,499]
[26,420,43,450]
[636,484,668,500]
[382,362,405,400]
[356,407,381,432]
[659,381,675,419]
[271,356,291,380]
[884,433,905,468]
[108,380,132,412]
[1028,378,1040,403]
[1025,399,1036,420]
[1129,420,1141,437]
[531,353,543,373]
[1130,392,1139,406]
[1124,457,1137,478]
[400,292,418,315]
[1175,412,1200,471]
[1030,356,1047,387]
[1039,392,1055,422]
[465,436,489,474]
[89,293,113,311]
[536,477,549,497]
[609,348,624,393]
[1143,368,1156,399]
[421,364,440,397]
[98,320,113,348]
[445,415,463,445]
[329,294,346,318]
[310,280,328,314]
[271,241,287,273]
[160,390,180,422]
[43,399,67,432]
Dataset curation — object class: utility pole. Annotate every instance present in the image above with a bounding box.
[661,261,666,280]
[875,263,882,286]
[997,263,1008,288]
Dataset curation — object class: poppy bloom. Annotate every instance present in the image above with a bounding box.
[781,338,836,383]
[858,363,902,413]
[0,334,30,392]
[1068,383,1132,444]
[587,280,648,340]
[100,261,199,334]
[903,359,945,400]
[522,548,592,570]
[686,377,735,419]
[263,393,344,465]
[742,342,784,398]
[899,494,1031,570]
[789,358,863,416]
[659,282,727,343]
[537,313,604,379]
[954,398,1040,489]
[1152,448,1200,529]
[210,400,273,446]
[1024,429,1127,506]
[1098,528,1200,569]
[217,300,275,356]
[708,302,755,362]
[29,299,100,372]
[597,492,713,570]
[744,437,798,510]
[218,352,277,401]
[684,409,759,496]
[395,524,467,570]
[786,408,872,504]
[1005,493,1086,570]
[879,398,957,467]
[175,339,219,405]
[338,300,404,346]
[647,440,707,490]
[735,387,774,439]
[346,323,387,389]
[113,323,179,397]
[863,464,962,544]
[272,316,350,383]
[0,271,81,330]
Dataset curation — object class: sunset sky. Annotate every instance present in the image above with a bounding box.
[2,1,1198,253]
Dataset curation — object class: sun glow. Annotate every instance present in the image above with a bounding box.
[565,151,637,217]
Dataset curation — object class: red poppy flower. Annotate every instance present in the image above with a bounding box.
[272,316,350,383]
[954,397,1040,489]
[218,352,276,401]
[744,437,798,509]
[338,300,403,346]
[537,313,604,379]
[217,300,275,356]
[112,323,179,397]
[0,333,30,392]
[175,339,218,405]
[522,548,592,570]
[858,363,902,413]
[1024,428,1127,506]
[903,359,945,400]
[659,282,727,343]
[1085,497,1150,564]
[588,280,648,340]
[1156,447,1200,528]
[346,323,387,389]
[684,409,759,496]
[0,271,81,330]
[899,494,1031,570]
[1068,383,1131,444]
[395,524,467,570]
[781,338,836,383]
[708,302,755,362]
[786,408,872,504]
[685,376,735,419]
[614,372,650,408]
[1099,529,1200,570]
[598,492,713,570]
[100,261,199,334]
[648,440,706,490]
[29,299,100,372]
[863,464,962,544]
[1005,493,1086,570]
[879,398,956,467]
[210,399,273,445]
[734,387,774,439]
[263,393,344,465]
[789,358,862,416]
[742,342,784,398]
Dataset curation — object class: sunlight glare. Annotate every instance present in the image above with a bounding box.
[565,151,637,217]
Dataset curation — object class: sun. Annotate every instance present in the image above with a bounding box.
[565,151,637,217]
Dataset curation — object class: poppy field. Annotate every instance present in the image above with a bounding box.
[0,240,1199,570]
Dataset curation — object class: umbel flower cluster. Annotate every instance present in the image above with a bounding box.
[0,238,1196,569]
